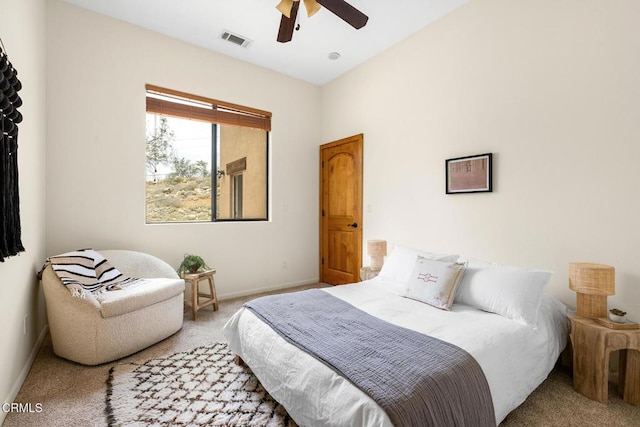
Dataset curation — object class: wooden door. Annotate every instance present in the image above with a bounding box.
[319,134,363,285]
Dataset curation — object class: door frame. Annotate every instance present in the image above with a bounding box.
[319,134,363,284]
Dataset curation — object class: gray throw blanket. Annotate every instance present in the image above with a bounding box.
[244,289,495,427]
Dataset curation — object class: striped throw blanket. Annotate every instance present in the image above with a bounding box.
[46,249,141,298]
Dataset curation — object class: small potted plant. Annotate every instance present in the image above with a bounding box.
[609,308,627,323]
[177,254,210,277]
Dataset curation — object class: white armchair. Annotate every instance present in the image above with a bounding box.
[41,250,185,365]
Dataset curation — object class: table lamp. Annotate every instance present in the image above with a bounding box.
[367,240,387,271]
[569,262,615,318]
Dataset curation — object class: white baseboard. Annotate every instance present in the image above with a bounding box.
[1,325,49,425]
[218,278,320,301]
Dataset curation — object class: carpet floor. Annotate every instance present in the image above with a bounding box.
[4,284,640,427]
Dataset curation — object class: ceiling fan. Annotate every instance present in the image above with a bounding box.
[276,0,369,43]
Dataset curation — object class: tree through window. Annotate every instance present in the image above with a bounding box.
[145,85,270,223]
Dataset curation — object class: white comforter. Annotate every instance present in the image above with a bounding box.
[224,279,568,426]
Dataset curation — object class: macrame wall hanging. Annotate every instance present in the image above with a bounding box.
[0,39,25,261]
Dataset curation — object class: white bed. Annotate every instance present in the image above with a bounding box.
[224,247,569,426]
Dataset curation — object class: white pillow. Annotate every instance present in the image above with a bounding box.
[402,257,466,310]
[377,245,459,284]
[454,259,553,328]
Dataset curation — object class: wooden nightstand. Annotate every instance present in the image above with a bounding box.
[183,269,218,321]
[570,316,640,406]
[359,267,380,281]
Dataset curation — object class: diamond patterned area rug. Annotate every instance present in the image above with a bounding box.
[106,342,296,426]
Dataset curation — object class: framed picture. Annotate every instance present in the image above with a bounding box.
[445,153,493,194]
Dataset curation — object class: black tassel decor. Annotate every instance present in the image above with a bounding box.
[0,42,25,261]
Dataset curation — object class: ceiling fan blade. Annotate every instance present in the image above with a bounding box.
[303,0,321,17]
[316,0,368,29]
[276,0,295,18]
[277,0,300,43]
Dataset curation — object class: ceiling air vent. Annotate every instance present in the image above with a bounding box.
[220,30,251,48]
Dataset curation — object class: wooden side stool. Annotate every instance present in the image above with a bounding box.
[183,269,218,321]
[570,316,640,406]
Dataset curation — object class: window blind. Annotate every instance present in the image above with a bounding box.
[145,84,271,131]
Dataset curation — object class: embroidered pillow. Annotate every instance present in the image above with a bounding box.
[402,257,467,310]
[377,245,459,284]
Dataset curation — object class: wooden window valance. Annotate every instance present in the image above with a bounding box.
[145,84,271,131]
[0,41,25,261]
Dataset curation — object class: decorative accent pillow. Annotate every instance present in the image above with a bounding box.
[377,245,459,284]
[454,258,553,328]
[402,257,467,310]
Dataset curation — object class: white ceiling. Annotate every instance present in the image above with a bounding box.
[64,0,468,86]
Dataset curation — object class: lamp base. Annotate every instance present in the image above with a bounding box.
[576,293,608,319]
[371,256,384,271]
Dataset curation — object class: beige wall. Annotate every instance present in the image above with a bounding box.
[45,1,321,299]
[0,0,47,420]
[321,0,640,319]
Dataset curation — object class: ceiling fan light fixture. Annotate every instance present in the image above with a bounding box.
[276,0,367,43]
[276,0,295,18]
[303,0,322,17]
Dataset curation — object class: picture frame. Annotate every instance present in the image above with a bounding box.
[445,153,493,194]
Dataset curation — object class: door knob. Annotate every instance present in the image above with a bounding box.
[347,223,358,228]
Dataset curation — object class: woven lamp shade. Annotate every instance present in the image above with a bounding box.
[367,240,387,270]
[569,262,615,318]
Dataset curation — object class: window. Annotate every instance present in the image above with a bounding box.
[145,85,270,223]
